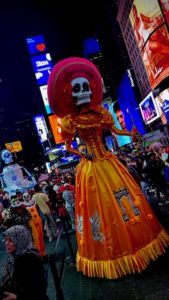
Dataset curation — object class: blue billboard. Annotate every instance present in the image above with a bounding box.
[31,53,53,85]
[109,103,132,147]
[83,38,101,57]
[117,70,145,135]
[26,35,46,55]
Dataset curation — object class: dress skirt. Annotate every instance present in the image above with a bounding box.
[75,154,169,279]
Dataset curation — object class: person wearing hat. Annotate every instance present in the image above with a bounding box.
[47,57,169,279]
[2,197,46,256]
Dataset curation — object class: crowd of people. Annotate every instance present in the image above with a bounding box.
[0,141,169,297]
[0,167,76,299]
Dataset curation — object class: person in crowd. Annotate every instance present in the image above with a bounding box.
[1,197,45,255]
[0,225,49,300]
[0,190,10,209]
[15,190,24,202]
[55,190,71,229]
[53,178,62,193]
[143,152,168,200]
[62,183,75,230]
[2,198,32,230]
[45,185,57,213]
[32,184,58,242]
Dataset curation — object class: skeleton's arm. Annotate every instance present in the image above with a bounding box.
[22,167,36,184]
[0,173,5,188]
[111,125,132,137]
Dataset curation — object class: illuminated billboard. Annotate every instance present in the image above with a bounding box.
[159,0,169,26]
[83,38,101,57]
[139,92,160,124]
[5,141,22,153]
[130,0,169,89]
[40,85,53,115]
[117,71,145,134]
[154,88,169,124]
[26,35,46,55]
[48,115,64,144]
[31,53,53,85]
[109,102,133,147]
[33,114,49,143]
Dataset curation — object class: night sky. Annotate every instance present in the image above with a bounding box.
[0,0,109,121]
[0,0,123,157]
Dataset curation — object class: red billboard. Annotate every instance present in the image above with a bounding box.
[159,0,169,26]
[130,0,169,89]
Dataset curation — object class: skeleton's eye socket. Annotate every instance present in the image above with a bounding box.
[83,82,89,91]
[72,83,80,94]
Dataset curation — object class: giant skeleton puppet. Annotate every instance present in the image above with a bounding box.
[0,149,36,196]
[47,57,169,279]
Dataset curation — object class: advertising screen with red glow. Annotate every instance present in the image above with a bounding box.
[129,0,169,89]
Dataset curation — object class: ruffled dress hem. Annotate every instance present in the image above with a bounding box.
[76,229,169,279]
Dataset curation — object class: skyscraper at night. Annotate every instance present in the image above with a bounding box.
[116,0,151,99]
[83,37,112,99]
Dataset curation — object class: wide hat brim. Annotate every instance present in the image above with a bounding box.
[47,57,103,118]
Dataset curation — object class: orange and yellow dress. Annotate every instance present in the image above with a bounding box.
[62,105,169,279]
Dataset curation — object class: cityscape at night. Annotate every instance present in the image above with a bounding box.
[0,0,169,299]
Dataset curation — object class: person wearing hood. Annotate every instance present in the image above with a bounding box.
[0,225,48,300]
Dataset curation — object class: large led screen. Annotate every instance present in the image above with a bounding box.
[33,114,49,143]
[31,53,53,85]
[109,102,133,147]
[26,35,46,55]
[154,88,169,124]
[159,0,169,26]
[40,85,53,115]
[139,92,160,124]
[48,115,64,144]
[83,38,101,57]
[130,0,169,89]
[117,71,145,135]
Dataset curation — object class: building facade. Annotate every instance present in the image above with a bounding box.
[116,0,151,99]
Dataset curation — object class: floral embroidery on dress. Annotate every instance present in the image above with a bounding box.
[89,211,105,243]
[77,215,83,236]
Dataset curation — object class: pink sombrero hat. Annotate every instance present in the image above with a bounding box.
[47,57,103,118]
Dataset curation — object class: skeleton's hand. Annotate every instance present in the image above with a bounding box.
[131,127,138,142]
[84,153,95,160]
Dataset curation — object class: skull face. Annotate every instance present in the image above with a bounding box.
[23,192,30,202]
[71,77,92,106]
[1,150,13,165]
